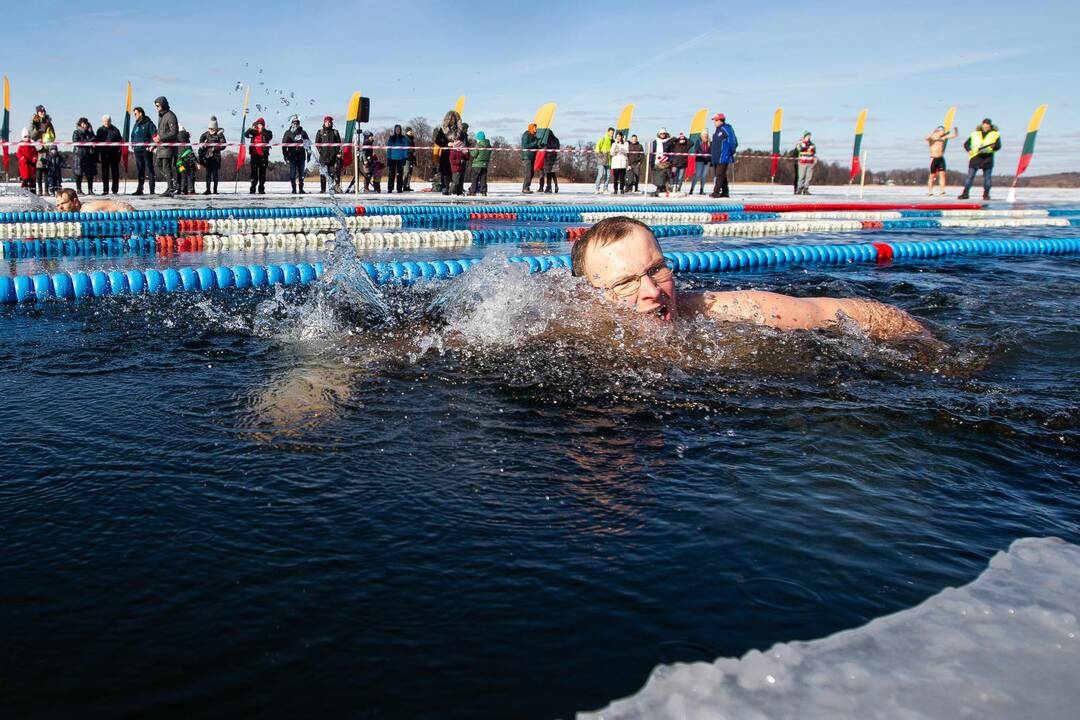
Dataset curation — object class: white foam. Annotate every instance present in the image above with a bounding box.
[579,537,1080,720]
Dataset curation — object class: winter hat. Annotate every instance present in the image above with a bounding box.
[35,105,45,113]
[255,117,265,126]
[476,131,486,141]
[713,113,725,121]
[178,125,186,133]
[289,114,300,124]
[936,125,945,131]
[209,116,219,130]
[20,127,29,140]
[678,132,686,138]
[657,127,668,136]
[802,130,811,137]
[323,115,333,124]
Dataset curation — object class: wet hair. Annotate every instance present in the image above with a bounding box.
[570,216,653,277]
[56,188,79,204]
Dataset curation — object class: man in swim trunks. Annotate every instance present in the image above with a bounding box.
[54,188,135,213]
[571,216,929,340]
[926,125,958,196]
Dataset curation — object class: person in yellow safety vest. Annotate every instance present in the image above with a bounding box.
[958,118,1001,200]
[795,130,816,195]
[594,127,614,193]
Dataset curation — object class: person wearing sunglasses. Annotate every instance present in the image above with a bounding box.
[570,217,928,340]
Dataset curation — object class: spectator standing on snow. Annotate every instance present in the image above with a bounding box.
[198,117,226,195]
[95,115,123,195]
[669,131,691,192]
[521,123,539,193]
[688,130,711,195]
[17,129,38,192]
[468,130,491,196]
[46,146,65,194]
[244,117,272,194]
[72,117,98,195]
[403,127,417,191]
[386,124,409,193]
[609,132,629,195]
[315,116,341,193]
[130,106,156,195]
[540,129,561,193]
[627,134,644,193]
[958,118,1001,200]
[650,128,673,194]
[30,105,55,195]
[282,115,310,194]
[594,127,614,193]
[795,130,816,195]
[176,126,198,195]
[710,113,738,198]
[154,96,179,197]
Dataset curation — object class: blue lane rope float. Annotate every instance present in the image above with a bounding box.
[2,236,1077,304]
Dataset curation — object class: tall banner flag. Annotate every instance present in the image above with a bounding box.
[685,108,708,176]
[1008,104,1048,203]
[342,91,361,171]
[454,96,465,117]
[235,86,251,175]
[942,106,957,152]
[849,109,868,182]
[616,104,634,139]
[770,107,783,181]
[121,81,132,171]
[533,102,557,172]
[1,76,9,175]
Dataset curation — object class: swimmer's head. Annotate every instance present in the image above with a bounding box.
[56,188,81,213]
[571,217,676,322]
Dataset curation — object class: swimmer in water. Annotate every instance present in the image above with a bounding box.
[571,216,929,340]
[54,187,135,213]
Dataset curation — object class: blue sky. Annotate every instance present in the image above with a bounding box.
[5,0,1078,173]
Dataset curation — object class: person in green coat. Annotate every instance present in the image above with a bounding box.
[468,131,492,196]
[521,123,539,192]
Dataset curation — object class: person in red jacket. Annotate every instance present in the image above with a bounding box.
[244,117,273,194]
[17,128,38,192]
[448,139,469,195]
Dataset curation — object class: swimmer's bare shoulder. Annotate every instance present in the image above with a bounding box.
[683,290,930,340]
[81,199,135,213]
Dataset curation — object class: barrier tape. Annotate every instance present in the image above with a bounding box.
[2,236,1077,303]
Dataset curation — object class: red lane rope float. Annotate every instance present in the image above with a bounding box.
[873,242,894,264]
[861,220,885,230]
[566,227,589,242]
[710,213,729,223]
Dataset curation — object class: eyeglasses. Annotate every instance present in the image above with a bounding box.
[606,262,673,298]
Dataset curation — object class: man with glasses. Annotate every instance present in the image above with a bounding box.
[570,217,928,340]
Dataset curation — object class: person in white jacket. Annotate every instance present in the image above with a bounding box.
[609,133,630,195]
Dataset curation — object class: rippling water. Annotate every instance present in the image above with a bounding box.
[1,234,1078,719]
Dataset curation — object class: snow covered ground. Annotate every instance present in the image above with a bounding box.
[579,537,1080,720]
[2,181,1078,211]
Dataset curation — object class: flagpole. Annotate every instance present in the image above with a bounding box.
[122,81,132,195]
[234,86,250,195]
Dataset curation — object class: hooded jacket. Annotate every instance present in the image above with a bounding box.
[521,128,539,161]
[469,131,492,168]
[245,119,273,163]
[542,131,560,172]
[155,96,179,158]
[386,125,409,162]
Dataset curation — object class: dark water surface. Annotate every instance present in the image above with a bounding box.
[1,240,1078,719]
